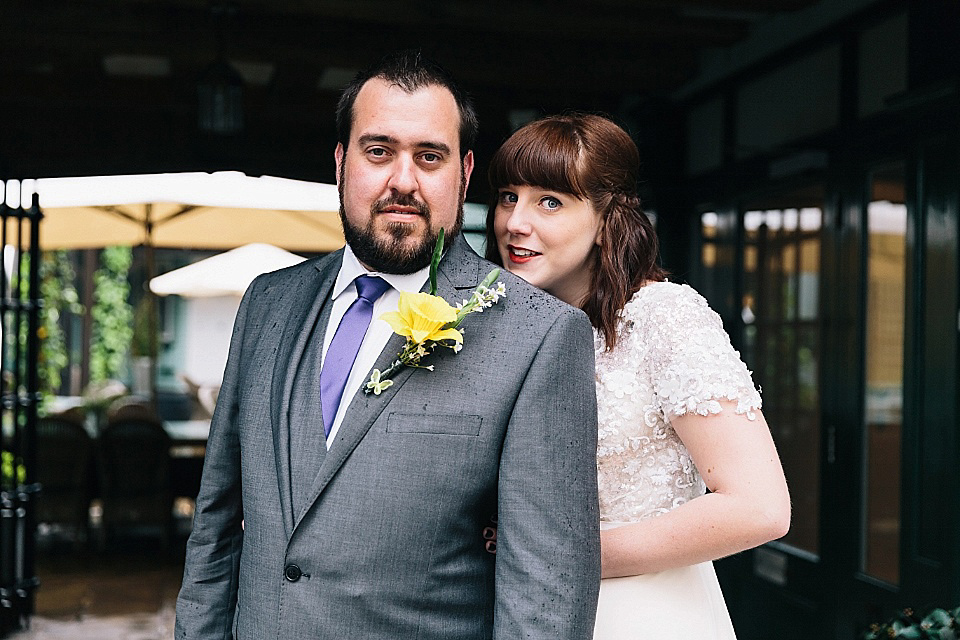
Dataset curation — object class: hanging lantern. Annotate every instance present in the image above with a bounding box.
[197,57,244,134]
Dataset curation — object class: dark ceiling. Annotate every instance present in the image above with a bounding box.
[1,0,818,197]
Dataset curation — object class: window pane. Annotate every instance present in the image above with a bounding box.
[701,211,719,239]
[697,209,738,306]
[736,46,840,157]
[862,165,906,584]
[742,186,824,555]
[781,242,797,321]
[798,228,820,321]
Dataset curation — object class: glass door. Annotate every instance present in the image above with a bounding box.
[701,183,826,639]
[697,142,959,637]
[741,187,824,560]
[698,163,925,638]
[861,164,907,588]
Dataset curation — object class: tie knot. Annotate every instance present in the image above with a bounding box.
[354,275,390,303]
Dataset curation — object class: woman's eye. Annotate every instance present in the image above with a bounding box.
[541,196,562,210]
[498,191,518,206]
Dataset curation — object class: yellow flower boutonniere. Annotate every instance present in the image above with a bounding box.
[364,230,506,395]
[381,293,463,346]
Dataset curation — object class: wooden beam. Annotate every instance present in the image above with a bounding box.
[2,0,749,50]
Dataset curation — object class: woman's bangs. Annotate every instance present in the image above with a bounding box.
[490,126,585,197]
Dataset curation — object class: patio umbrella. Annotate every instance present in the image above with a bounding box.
[148,242,306,298]
[12,171,344,252]
[4,171,343,403]
[148,244,307,391]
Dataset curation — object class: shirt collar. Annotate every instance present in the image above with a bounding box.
[332,243,432,299]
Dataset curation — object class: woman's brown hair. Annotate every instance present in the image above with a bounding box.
[485,113,667,349]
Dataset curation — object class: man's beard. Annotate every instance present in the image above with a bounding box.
[339,164,466,274]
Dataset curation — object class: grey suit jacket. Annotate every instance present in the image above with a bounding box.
[175,234,600,639]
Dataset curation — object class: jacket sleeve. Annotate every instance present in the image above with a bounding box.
[494,306,601,639]
[174,282,255,640]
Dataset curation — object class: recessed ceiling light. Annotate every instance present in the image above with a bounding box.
[102,54,172,78]
[318,67,358,91]
[232,61,275,86]
[508,109,539,131]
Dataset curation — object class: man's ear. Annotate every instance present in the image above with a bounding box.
[334,143,345,186]
[462,150,475,190]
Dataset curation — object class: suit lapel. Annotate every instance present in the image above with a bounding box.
[271,251,342,538]
[294,235,484,529]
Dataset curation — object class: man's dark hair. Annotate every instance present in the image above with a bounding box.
[335,50,478,158]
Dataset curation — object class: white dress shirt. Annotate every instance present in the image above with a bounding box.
[321,244,430,447]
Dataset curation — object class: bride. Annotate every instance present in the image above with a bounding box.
[485,113,791,638]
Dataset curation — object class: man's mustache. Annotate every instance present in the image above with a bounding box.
[372,194,430,216]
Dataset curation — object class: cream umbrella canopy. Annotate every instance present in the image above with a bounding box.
[15,171,344,252]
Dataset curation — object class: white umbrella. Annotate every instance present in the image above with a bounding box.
[149,243,306,298]
[149,243,308,391]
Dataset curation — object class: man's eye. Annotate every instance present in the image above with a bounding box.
[369,148,387,157]
[422,152,440,163]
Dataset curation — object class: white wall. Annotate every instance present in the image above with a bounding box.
[182,296,240,386]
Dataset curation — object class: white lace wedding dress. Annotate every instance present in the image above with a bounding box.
[593,282,762,639]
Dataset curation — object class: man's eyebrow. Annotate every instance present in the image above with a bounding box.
[418,141,451,155]
[357,134,398,146]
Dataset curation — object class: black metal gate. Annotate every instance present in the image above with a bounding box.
[0,183,41,636]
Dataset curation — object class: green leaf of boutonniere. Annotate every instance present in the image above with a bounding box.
[429,228,443,296]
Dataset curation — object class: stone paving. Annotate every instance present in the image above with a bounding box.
[7,524,186,640]
[10,610,175,640]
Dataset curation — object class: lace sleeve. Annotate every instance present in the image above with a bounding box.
[630,283,761,420]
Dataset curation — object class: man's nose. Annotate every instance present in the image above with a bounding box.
[387,155,418,194]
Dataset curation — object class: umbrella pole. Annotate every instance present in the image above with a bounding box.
[144,213,159,414]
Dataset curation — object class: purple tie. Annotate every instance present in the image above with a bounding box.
[320,275,391,438]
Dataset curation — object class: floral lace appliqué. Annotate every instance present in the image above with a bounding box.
[594,282,762,524]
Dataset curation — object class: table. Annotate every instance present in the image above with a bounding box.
[163,419,211,449]
[164,420,210,499]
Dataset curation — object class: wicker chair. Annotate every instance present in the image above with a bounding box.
[97,416,173,550]
[36,414,94,545]
[105,395,155,423]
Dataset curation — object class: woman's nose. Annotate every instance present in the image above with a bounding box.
[504,205,532,236]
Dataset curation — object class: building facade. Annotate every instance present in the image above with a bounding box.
[658,1,959,636]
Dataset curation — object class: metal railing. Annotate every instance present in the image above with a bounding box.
[0,183,42,636]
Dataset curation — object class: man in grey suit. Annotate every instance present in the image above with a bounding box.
[175,51,600,639]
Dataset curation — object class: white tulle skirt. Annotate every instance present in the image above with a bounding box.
[594,524,737,639]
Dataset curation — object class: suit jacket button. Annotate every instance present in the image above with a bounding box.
[284,564,302,582]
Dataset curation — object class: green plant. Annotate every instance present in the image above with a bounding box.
[1,450,25,489]
[131,294,155,358]
[2,249,77,410]
[90,246,134,383]
[38,250,84,403]
[864,606,960,639]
